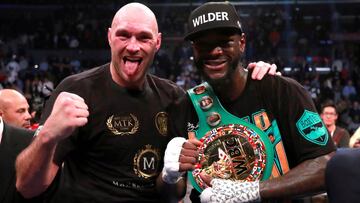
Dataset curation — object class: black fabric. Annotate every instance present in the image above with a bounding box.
[326,148,360,203]
[0,123,42,203]
[185,2,243,40]
[40,63,186,202]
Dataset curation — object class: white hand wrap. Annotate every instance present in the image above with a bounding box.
[162,137,186,184]
[200,179,261,203]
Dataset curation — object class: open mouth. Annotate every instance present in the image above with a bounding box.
[204,59,227,69]
[122,56,143,75]
[123,56,142,65]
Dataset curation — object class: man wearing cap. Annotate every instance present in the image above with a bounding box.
[163,2,336,202]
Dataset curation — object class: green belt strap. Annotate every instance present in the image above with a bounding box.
[187,82,274,192]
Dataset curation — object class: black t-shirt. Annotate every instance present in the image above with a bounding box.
[170,73,336,201]
[41,63,185,202]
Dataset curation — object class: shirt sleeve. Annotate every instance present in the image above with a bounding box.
[262,76,336,167]
[168,94,198,140]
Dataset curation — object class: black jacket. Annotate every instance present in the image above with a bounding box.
[0,122,40,203]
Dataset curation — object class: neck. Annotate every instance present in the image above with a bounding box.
[110,62,145,90]
[327,125,336,133]
[213,67,248,102]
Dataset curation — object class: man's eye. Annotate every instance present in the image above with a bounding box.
[222,41,234,47]
[115,31,130,39]
[17,109,25,113]
[138,35,152,42]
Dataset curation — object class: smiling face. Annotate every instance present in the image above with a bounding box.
[192,29,245,86]
[108,3,161,89]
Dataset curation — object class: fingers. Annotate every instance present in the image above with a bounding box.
[269,63,282,76]
[188,131,196,140]
[180,148,198,157]
[75,108,90,118]
[179,163,196,171]
[178,142,199,169]
[43,92,89,142]
[64,92,85,102]
[74,117,88,127]
[199,171,213,186]
[247,62,260,79]
[188,132,202,146]
[183,140,199,150]
[73,99,88,110]
[179,155,197,171]
[249,61,279,80]
[177,137,200,171]
[253,61,268,80]
[269,64,277,75]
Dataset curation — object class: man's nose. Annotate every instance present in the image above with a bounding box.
[209,46,223,55]
[126,37,140,53]
[24,111,32,120]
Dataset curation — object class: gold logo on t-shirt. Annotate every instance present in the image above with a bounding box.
[155,112,168,136]
[106,114,139,136]
[133,145,161,179]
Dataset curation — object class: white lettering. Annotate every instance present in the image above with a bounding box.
[216,12,222,20]
[192,17,201,27]
[143,157,155,169]
[203,14,208,23]
[192,12,230,28]
[208,13,216,22]
[222,12,229,21]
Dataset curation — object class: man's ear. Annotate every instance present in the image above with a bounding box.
[239,33,246,53]
[155,32,162,51]
[107,28,112,47]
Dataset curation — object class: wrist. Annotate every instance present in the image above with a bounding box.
[35,125,58,147]
[161,167,184,184]
[34,125,43,137]
[162,137,186,184]
[201,179,261,203]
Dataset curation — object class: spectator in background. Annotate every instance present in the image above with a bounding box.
[342,79,357,100]
[0,89,31,129]
[320,101,350,147]
[5,55,20,86]
[0,89,41,202]
[0,117,41,203]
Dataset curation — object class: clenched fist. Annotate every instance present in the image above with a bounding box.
[42,92,89,144]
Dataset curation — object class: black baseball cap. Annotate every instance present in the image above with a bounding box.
[185,2,243,41]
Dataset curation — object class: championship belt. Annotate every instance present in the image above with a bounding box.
[187,82,274,192]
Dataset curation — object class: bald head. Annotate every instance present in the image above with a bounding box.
[0,89,31,128]
[107,2,162,89]
[111,3,159,33]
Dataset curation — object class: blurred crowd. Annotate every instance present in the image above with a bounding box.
[0,2,359,135]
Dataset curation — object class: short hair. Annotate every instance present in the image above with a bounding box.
[321,100,338,114]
